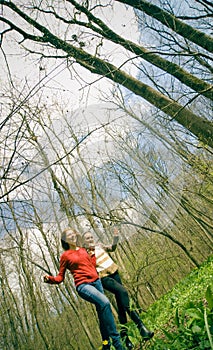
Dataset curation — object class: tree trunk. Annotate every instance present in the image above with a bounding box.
[116,0,213,53]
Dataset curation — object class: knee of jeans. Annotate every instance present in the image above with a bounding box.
[119,288,128,300]
[119,291,130,310]
[103,298,111,310]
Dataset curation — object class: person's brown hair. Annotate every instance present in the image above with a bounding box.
[61,239,70,250]
[61,227,82,250]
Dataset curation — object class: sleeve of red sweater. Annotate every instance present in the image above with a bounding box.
[46,254,67,284]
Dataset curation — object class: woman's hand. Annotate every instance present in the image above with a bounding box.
[43,275,49,283]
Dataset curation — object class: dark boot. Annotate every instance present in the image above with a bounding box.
[130,311,154,340]
[120,327,134,350]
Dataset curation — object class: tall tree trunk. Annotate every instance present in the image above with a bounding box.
[116,0,213,52]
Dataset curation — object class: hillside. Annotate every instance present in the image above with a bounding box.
[126,255,213,350]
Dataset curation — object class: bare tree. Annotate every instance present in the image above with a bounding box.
[0,93,212,349]
[0,0,212,146]
[0,2,213,349]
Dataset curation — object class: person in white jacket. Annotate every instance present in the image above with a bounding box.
[83,228,154,350]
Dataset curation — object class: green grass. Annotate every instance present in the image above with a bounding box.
[128,255,213,349]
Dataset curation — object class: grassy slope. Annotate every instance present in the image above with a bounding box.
[131,255,213,349]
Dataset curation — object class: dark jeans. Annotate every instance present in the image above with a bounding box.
[77,278,122,348]
[101,271,130,325]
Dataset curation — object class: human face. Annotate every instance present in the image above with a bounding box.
[65,230,78,247]
[83,232,95,248]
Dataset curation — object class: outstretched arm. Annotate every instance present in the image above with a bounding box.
[43,255,67,284]
[103,227,119,252]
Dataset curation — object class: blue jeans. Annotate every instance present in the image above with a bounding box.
[77,278,123,349]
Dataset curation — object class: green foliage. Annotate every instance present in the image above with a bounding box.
[158,296,213,350]
[128,256,213,349]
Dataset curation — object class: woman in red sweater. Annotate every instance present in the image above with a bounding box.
[83,229,154,349]
[43,227,124,350]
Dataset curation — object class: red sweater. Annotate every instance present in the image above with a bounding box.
[47,248,99,287]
